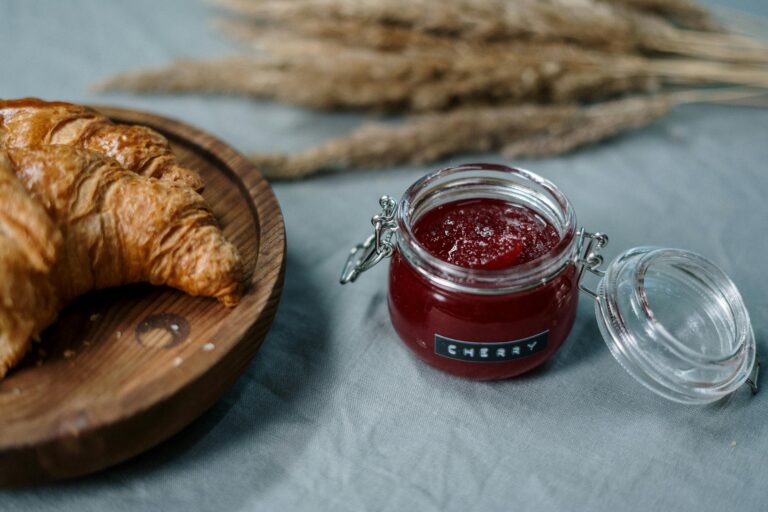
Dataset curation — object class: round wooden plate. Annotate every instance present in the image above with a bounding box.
[0,106,286,486]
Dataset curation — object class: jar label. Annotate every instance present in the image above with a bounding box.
[434,332,548,362]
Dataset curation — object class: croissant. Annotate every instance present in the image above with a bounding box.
[0,98,204,191]
[0,146,244,377]
[0,153,61,377]
[4,146,245,311]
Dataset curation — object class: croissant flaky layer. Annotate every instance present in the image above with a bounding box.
[0,98,204,191]
[0,154,61,377]
[6,146,245,306]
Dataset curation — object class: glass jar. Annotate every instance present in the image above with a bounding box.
[342,163,759,404]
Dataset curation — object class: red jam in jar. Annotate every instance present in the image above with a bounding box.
[387,164,580,380]
[411,198,561,270]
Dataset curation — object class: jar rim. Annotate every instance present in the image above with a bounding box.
[395,163,578,294]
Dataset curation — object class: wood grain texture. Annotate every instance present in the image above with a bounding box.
[0,106,286,486]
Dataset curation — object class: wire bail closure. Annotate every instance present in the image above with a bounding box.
[747,354,761,395]
[340,196,398,284]
[576,228,609,299]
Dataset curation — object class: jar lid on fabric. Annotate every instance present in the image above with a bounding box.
[594,247,757,405]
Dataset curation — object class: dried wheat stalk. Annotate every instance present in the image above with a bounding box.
[249,95,671,179]
[214,0,768,62]
[213,0,666,51]
[250,90,764,179]
[215,17,454,53]
[94,36,768,112]
[605,0,721,31]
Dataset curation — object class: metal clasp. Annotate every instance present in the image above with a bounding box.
[576,228,609,299]
[340,195,398,284]
[747,353,760,395]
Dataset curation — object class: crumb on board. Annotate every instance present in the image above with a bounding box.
[173,356,184,367]
[90,313,100,322]
[731,440,737,448]
[63,349,76,359]
[202,343,215,352]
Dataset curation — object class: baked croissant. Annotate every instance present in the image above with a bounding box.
[5,146,245,307]
[0,146,243,377]
[0,98,204,191]
[0,153,61,377]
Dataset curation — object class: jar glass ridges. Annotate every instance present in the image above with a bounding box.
[596,247,756,404]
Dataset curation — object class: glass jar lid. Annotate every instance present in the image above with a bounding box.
[594,246,757,405]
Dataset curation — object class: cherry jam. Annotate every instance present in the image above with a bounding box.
[386,164,580,380]
[412,198,561,270]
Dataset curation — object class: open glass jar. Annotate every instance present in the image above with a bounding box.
[341,164,759,405]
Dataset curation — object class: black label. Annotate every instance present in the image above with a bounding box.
[434,332,549,362]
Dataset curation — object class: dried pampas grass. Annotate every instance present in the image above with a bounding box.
[213,0,768,62]
[95,0,768,179]
[94,37,768,111]
[607,0,721,31]
[250,90,755,179]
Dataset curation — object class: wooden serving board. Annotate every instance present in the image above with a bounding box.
[0,106,286,486]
